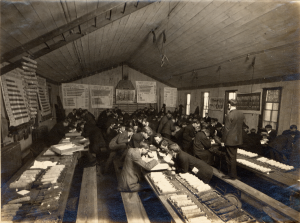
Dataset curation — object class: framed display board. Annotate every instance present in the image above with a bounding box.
[90,85,113,108]
[136,81,156,103]
[164,87,177,107]
[236,92,261,114]
[62,83,89,109]
[116,89,135,104]
[209,97,224,111]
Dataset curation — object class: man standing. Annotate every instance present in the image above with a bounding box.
[157,112,172,133]
[222,99,245,180]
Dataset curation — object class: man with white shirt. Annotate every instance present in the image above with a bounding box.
[222,99,245,180]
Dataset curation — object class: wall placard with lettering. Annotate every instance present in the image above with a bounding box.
[136,81,157,103]
[164,87,177,107]
[90,85,113,108]
[236,92,261,114]
[62,83,89,109]
[116,89,135,104]
[209,97,224,111]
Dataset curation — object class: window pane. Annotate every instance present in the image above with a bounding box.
[271,111,278,122]
[229,92,236,100]
[265,103,272,110]
[266,90,280,102]
[187,94,191,105]
[264,110,271,121]
[272,103,279,110]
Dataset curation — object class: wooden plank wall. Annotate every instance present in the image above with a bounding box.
[61,65,174,119]
[178,79,300,135]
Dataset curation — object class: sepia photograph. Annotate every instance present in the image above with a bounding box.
[1,0,299,222]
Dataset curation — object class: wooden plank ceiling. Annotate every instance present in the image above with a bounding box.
[1,0,299,88]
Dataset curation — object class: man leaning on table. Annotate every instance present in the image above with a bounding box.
[118,141,158,192]
[222,99,245,180]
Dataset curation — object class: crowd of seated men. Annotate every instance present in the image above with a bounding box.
[47,105,300,174]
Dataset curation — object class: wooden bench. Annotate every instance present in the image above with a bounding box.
[76,166,98,223]
[113,160,150,223]
[212,167,300,222]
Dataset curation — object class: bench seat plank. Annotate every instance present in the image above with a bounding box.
[77,166,98,223]
[113,160,150,223]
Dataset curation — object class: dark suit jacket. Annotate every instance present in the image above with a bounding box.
[82,124,106,154]
[161,120,175,136]
[203,116,211,123]
[118,148,158,191]
[157,116,169,133]
[67,112,77,122]
[47,122,68,146]
[193,131,211,157]
[222,109,245,146]
[267,129,277,143]
[182,124,195,150]
[174,150,213,183]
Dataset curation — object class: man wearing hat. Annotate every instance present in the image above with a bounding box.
[222,99,245,180]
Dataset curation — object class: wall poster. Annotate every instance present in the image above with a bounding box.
[236,92,261,113]
[164,87,177,107]
[37,76,51,116]
[1,69,30,126]
[116,89,135,104]
[62,83,89,109]
[136,81,157,103]
[90,85,113,108]
[209,97,224,111]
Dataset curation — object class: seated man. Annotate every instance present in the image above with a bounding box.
[182,120,200,155]
[168,144,213,184]
[104,127,134,173]
[282,125,300,143]
[129,126,153,148]
[46,119,70,147]
[193,129,213,165]
[153,133,175,154]
[118,141,158,192]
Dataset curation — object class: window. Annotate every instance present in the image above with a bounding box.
[186,94,191,115]
[262,88,281,130]
[224,90,237,121]
[202,92,210,117]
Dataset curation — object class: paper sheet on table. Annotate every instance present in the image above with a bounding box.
[30,160,57,169]
[53,143,78,150]
[150,163,169,171]
[17,190,30,196]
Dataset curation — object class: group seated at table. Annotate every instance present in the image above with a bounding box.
[47,106,300,189]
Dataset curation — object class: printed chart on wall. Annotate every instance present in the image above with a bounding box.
[209,97,224,111]
[62,83,89,109]
[1,69,30,126]
[136,81,156,103]
[37,76,51,116]
[90,85,113,108]
[164,87,177,107]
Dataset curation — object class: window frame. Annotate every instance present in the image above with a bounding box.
[223,90,237,122]
[202,92,210,117]
[259,87,282,132]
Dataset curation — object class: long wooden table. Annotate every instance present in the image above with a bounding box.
[1,146,79,222]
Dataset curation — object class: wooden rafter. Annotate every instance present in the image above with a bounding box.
[1,1,155,76]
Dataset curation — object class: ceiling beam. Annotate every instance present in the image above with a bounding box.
[1,1,123,62]
[1,1,156,75]
[177,73,300,91]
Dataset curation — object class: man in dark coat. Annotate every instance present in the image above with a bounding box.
[193,129,213,165]
[161,118,175,139]
[203,112,211,123]
[282,125,300,143]
[264,124,277,144]
[46,119,70,146]
[267,134,296,164]
[82,109,96,125]
[169,144,213,184]
[222,99,245,180]
[157,112,172,133]
[104,127,134,173]
[118,142,158,192]
[182,120,200,155]
[67,109,77,122]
